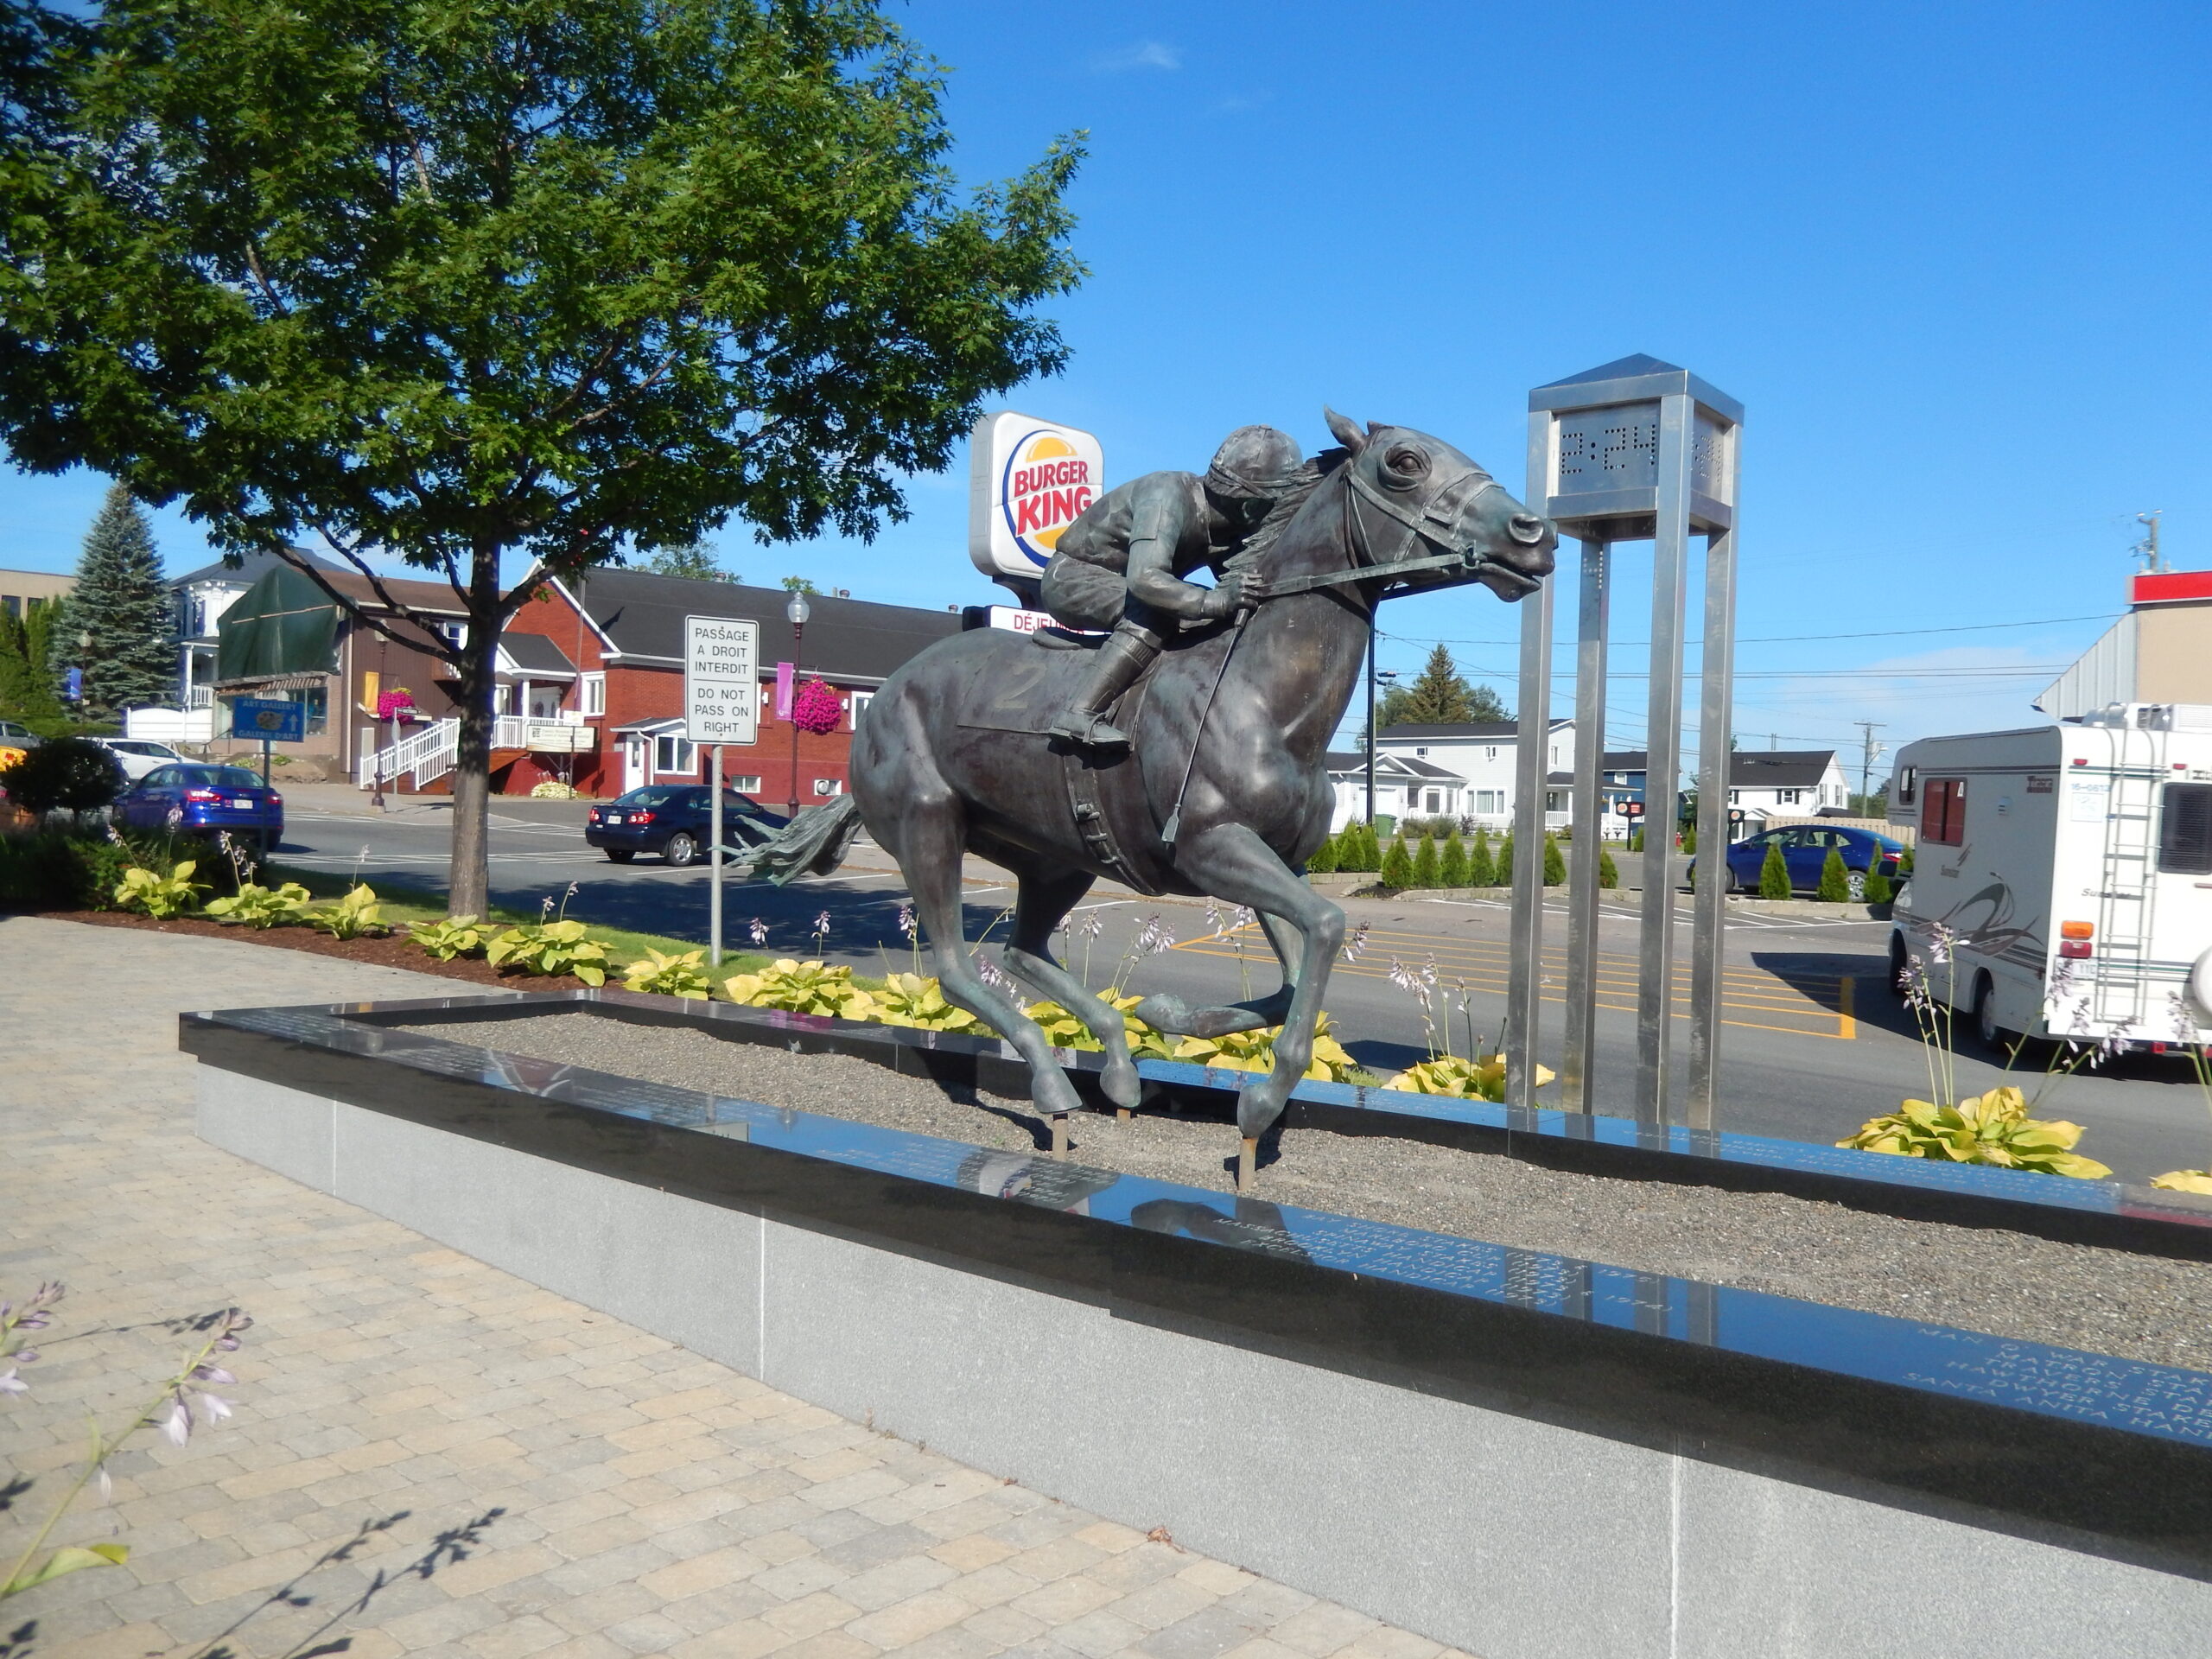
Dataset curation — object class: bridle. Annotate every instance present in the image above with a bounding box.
[1256,454,1526,599]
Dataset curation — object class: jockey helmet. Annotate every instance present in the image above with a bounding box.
[1204,426,1303,504]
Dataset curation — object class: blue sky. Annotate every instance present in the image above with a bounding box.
[3,0,2206,772]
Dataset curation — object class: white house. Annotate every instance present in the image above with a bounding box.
[1323,751,1471,830]
[1727,749,1849,822]
[1370,720,1576,830]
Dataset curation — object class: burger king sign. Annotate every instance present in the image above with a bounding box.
[967,410,1106,584]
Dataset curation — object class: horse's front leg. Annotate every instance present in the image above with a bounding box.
[1133,907,1302,1037]
[1164,823,1344,1185]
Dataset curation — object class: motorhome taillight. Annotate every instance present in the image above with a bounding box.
[2059,940,2093,959]
[2061,920,2094,939]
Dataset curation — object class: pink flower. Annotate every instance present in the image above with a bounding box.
[791,679,843,736]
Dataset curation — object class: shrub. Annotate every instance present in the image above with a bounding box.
[1837,1087,2111,1179]
[529,779,579,799]
[1758,840,1791,899]
[719,957,864,1015]
[873,972,990,1033]
[1379,836,1414,889]
[622,947,712,999]
[114,860,205,918]
[1628,827,1643,853]
[1339,822,1378,873]
[1542,832,1565,887]
[1899,846,1915,874]
[1382,1052,1555,1101]
[204,880,312,929]
[0,737,125,818]
[1305,831,1339,875]
[1862,861,1892,905]
[2152,1169,2212,1194]
[410,914,492,960]
[1173,1013,1356,1083]
[487,919,611,984]
[1411,834,1440,888]
[1399,815,1458,840]
[1599,848,1618,889]
[1465,829,1496,887]
[1817,846,1851,903]
[310,884,388,939]
[1438,830,1467,887]
[1681,823,1697,856]
[1496,832,1514,887]
[1023,995,1174,1058]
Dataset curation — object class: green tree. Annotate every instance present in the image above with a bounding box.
[1377,643,1508,728]
[1759,840,1791,899]
[1542,831,1566,887]
[1379,835,1413,890]
[0,598,63,721]
[64,486,172,716]
[781,575,822,594]
[0,0,1083,916]
[1351,822,1382,873]
[1862,859,1892,905]
[1465,828,1496,887]
[1496,832,1514,888]
[1411,833,1440,888]
[1599,847,1618,889]
[1305,830,1339,875]
[640,542,736,582]
[1817,845,1852,902]
[1438,829,1467,887]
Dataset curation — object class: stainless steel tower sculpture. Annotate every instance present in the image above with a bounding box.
[1505,356,1743,1129]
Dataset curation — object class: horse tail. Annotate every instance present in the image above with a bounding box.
[741,795,863,887]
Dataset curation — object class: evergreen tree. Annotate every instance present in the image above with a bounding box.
[1759,840,1791,899]
[1542,831,1566,887]
[1412,833,1440,888]
[1377,643,1510,728]
[639,541,736,582]
[1438,829,1468,887]
[0,599,63,720]
[1599,847,1618,889]
[1817,846,1852,903]
[1380,836,1414,890]
[1306,830,1339,874]
[69,485,173,715]
[1681,822,1697,856]
[1466,828,1496,887]
[1497,832,1514,887]
[1862,860,1892,905]
[1356,822,1382,872]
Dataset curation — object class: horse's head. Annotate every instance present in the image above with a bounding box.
[1326,408,1556,601]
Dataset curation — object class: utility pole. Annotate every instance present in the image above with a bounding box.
[1855,720,1886,813]
[2133,511,2165,573]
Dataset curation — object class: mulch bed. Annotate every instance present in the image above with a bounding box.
[29,907,598,993]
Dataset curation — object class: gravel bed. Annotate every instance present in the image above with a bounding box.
[409,1012,2212,1374]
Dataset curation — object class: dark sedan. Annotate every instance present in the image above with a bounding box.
[586,785,785,867]
[1697,823,1908,898]
[115,764,283,850]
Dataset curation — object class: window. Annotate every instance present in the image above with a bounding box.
[813,778,843,797]
[1485,747,1497,760]
[1476,790,1503,814]
[1,596,16,619]
[653,733,696,775]
[582,673,606,716]
[850,690,874,728]
[2160,784,2212,875]
[1414,747,1429,758]
[1777,788,1801,805]
[730,774,762,792]
[1423,790,1441,813]
[432,620,468,650]
[1922,778,1967,845]
[1897,766,1917,806]
[298,685,327,735]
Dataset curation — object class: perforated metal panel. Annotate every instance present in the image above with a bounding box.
[1694,411,1733,502]
[1556,402,1659,494]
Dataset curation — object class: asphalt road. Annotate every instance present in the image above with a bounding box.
[274,795,2212,1184]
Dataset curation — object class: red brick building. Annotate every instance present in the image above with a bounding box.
[502,569,964,801]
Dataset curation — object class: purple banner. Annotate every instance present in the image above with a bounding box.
[774,660,795,719]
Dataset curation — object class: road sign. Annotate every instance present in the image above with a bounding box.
[684,615,759,746]
[229,697,305,742]
[1619,800,1645,818]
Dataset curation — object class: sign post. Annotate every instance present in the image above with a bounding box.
[228,697,307,787]
[684,616,760,967]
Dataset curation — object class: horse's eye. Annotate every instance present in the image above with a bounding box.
[1385,446,1426,477]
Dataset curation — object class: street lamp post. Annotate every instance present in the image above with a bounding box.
[1365,664,1397,823]
[785,590,810,820]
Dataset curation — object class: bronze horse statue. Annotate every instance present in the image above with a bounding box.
[752,409,1557,1180]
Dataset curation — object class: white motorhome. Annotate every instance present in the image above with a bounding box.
[1889,704,2212,1050]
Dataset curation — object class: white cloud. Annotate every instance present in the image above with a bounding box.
[1093,40,1180,73]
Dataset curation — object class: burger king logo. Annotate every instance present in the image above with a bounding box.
[968,411,1106,581]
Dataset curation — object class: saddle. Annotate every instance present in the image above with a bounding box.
[1027,626,1103,651]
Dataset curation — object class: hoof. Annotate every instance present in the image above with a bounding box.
[1236,1083,1287,1141]
[1102,1050,1141,1110]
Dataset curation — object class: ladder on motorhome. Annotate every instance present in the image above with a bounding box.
[2092,719,2162,1033]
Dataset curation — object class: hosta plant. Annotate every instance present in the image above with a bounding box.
[1021,995,1176,1059]
[2151,1170,2212,1195]
[204,880,312,929]
[872,973,990,1034]
[1173,1014,1357,1083]
[112,861,204,918]
[410,914,492,961]
[623,948,712,1000]
[720,958,868,1017]
[1837,1086,2112,1179]
[486,920,610,986]
[310,885,388,940]
[1382,1052,1556,1101]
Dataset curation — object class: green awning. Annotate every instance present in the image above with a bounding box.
[214,565,340,685]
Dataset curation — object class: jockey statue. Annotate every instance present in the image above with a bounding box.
[1041,424,1305,750]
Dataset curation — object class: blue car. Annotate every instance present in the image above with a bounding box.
[1701,823,1907,898]
[585,785,785,868]
[115,763,284,851]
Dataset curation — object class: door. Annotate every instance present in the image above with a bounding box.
[1784,828,1833,889]
[621,738,648,793]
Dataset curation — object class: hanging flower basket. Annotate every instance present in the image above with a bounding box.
[791,677,843,735]
[376,688,418,721]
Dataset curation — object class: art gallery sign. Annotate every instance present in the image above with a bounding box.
[967,410,1105,582]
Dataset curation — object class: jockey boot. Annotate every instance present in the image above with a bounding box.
[1047,627,1159,749]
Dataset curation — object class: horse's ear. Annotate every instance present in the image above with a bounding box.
[1324,407,1365,454]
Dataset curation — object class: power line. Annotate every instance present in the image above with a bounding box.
[1377,612,2119,652]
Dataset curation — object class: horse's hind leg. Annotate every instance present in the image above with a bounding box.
[899,793,1089,1133]
[997,863,1141,1115]
[1133,908,1302,1038]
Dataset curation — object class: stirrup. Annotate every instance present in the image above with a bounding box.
[1048,710,1130,749]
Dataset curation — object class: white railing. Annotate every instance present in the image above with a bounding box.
[186,685,213,709]
[358,717,460,790]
